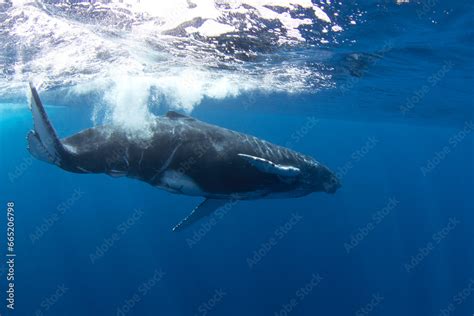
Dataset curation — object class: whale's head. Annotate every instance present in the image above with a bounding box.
[304,162,341,194]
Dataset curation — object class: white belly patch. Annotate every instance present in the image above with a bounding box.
[158,170,203,196]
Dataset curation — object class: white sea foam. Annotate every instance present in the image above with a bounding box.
[0,0,359,137]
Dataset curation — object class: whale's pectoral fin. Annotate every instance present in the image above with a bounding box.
[238,153,300,177]
[27,83,69,165]
[172,199,228,232]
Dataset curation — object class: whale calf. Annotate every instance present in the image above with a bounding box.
[27,84,340,231]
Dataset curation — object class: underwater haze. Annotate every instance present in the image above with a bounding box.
[0,0,473,315]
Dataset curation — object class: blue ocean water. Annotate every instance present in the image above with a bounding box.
[1,1,473,315]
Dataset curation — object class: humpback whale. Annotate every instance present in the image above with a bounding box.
[27,84,340,231]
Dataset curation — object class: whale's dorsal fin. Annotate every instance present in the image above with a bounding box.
[172,198,228,232]
[165,111,194,120]
[238,153,300,177]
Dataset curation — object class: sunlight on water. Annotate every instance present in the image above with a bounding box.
[0,0,358,126]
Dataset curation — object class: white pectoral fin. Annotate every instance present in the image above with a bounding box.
[238,153,300,177]
[172,198,228,232]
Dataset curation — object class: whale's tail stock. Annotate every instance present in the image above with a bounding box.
[27,83,69,166]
